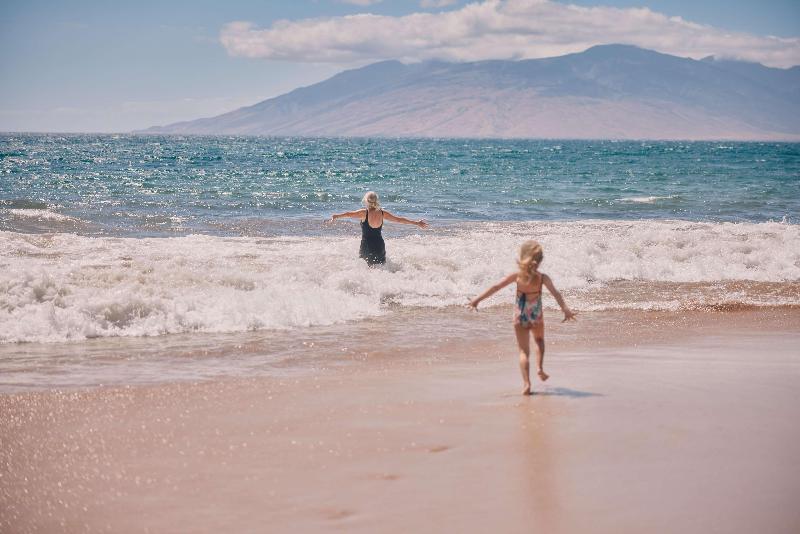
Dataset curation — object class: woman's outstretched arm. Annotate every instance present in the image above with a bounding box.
[383,210,428,228]
[327,209,366,223]
[468,273,517,309]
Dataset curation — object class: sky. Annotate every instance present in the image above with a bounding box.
[1,0,798,133]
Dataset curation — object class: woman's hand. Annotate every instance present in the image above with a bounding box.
[325,215,337,225]
[416,219,428,229]
[466,298,479,310]
[562,309,578,322]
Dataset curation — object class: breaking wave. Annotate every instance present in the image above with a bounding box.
[1,219,798,342]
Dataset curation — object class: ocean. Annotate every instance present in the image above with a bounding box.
[1,134,799,388]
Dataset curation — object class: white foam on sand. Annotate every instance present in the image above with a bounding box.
[1,219,798,342]
[6,209,77,222]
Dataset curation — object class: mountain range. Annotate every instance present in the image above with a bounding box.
[143,44,800,140]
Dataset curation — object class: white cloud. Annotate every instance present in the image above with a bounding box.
[339,0,383,5]
[420,0,458,8]
[220,0,800,67]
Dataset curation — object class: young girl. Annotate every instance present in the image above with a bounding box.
[469,241,576,395]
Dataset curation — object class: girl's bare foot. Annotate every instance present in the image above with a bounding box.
[537,370,549,382]
[522,384,532,395]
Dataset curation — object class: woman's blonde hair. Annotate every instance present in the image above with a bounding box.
[362,191,380,210]
[518,240,544,283]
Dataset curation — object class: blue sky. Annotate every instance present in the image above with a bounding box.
[1,0,798,132]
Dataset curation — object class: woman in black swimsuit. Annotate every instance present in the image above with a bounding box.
[327,191,428,265]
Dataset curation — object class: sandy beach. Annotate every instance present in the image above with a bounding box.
[4,1,800,531]
[2,308,799,533]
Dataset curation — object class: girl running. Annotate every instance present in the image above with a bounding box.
[469,240,576,395]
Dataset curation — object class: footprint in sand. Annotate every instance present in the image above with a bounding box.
[319,508,356,521]
[367,473,401,481]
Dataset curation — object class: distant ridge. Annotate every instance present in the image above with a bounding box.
[142,45,800,140]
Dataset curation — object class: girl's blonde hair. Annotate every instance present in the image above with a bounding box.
[518,240,544,283]
[362,191,380,210]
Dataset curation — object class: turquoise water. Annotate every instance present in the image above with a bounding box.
[1,134,798,236]
[1,134,799,388]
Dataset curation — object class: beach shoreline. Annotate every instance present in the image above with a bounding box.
[2,308,799,533]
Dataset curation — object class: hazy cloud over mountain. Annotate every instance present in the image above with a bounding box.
[145,45,800,140]
[220,0,800,67]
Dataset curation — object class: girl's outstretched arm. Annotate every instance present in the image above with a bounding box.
[542,274,577,322]
[468,273,517,309]
[383,210,428,229]
[326,209,366,224]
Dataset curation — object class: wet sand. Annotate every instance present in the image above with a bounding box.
[2,310,800,533]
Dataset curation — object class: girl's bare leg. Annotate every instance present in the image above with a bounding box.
[533,323,548,381]
[514,325,532,395]
[534,337,548,381]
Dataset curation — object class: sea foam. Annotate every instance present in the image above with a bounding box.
[616,195,678,204]
[6,209,76,221]
[1,220,798,343]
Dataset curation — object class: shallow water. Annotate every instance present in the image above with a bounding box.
[2,306,798,392]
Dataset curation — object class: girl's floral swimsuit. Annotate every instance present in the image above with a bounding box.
[513,274,543,328]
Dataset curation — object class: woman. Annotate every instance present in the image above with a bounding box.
[327,191,428,265]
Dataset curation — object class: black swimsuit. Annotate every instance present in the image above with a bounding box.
[360,209,386,266]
